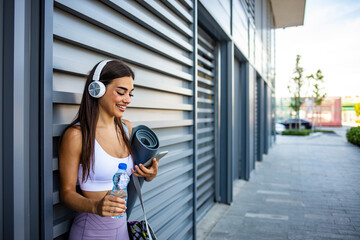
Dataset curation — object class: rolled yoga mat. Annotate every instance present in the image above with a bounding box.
[126,125,159,217]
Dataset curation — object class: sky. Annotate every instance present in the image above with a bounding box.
[275,0,360,98]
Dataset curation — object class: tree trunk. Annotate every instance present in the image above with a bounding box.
[315,107,318,130]
[319,105,322,128]
[297,107,301,130]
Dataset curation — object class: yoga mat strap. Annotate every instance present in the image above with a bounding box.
[133,175,152,240]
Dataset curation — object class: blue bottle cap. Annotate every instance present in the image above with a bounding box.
[118,163,127,170]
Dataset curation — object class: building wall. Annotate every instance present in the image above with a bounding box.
[1,0,276,239]
[52,1,195,239]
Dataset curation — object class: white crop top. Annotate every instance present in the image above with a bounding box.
[77,122,133,192]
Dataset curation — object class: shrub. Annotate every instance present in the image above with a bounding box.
[346,127,360,147]
[314,129,335,133]
[282,129,310,136]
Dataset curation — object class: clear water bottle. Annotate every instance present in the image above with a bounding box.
[110,163,130,219]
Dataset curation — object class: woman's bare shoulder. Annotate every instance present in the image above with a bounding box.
[63,125,82,139]
[61,125,82,149]
[58,125,83,169]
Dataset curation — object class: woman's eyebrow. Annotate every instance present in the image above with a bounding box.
[116,86,134,91]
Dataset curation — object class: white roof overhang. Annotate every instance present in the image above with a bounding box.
[270,0,306,28]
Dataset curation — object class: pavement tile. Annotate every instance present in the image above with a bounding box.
[199,128,360,240]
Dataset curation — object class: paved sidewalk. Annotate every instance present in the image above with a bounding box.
[198,128,360,240]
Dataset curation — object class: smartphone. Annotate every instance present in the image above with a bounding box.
[142,151,168,168]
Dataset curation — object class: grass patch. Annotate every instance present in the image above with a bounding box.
[346,126,360,147]
[282,129,311,136]
[313,129,335,133]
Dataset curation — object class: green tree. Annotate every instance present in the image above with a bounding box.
[287,55,306,129]
[307,69,326,129]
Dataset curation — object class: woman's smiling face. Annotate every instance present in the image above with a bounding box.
[98,76,134,118]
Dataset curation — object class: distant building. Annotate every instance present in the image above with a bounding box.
[276,96,342,127]
[342,96,360,126]
[0,0,305,239]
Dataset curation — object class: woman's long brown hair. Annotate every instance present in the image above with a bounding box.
[61,60,135,182]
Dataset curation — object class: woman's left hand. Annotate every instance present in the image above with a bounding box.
[131,158,158,182]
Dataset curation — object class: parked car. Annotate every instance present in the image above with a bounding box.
[280,119,312,129]
[276,123,286,134]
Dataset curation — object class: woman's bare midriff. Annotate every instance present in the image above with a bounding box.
[82,190,109,201]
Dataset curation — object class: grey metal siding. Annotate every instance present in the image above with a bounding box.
[249,22,255,64]
[1,1,48,239]
[196,26,217,222]
[52,1,194,239]
[254,0,263,72]
[254,75,258,162]
[264,0,271,78]
[233,0,249,56]
[0,0,281,239]
[1,1,45,239]
[199,0,231,36]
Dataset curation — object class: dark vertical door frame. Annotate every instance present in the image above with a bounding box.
[233,58,241,180]
[29,0,41,238]
[234,47,248,181]
[0,0,3,237]
[257,76,264,161]
[2,0,45,239]
[40,0,54,239]
[263,83,269,154]
[197,2,233,205]
[3,0,21,238]
[240,62,250,180]
[219,40,234,204]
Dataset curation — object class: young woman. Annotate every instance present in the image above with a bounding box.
[59,59,158,240]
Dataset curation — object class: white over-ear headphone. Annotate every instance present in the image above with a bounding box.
[88,60,111,98]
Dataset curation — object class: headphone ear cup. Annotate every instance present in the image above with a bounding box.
[88,81,106,98]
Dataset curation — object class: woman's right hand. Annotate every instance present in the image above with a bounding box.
[95,193,127,217]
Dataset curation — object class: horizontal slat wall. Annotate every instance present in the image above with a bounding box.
[196,27,217,222]
[52,0,194,239]
[255,0,263,73]
[233,0,249,57]
[199,0,231,36]
[263,0,271,80]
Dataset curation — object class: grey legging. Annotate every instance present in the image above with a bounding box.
[69,212,129,240]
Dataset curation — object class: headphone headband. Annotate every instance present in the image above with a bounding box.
[93,60,111,81]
